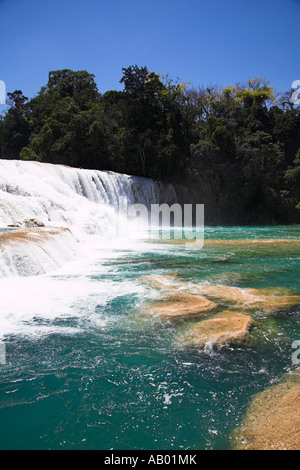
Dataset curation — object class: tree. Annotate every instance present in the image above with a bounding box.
[0,68,299,224]
[119,65,189,178]
[1,90,30,159]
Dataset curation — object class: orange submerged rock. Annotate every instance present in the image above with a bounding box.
[140,274,183,291]
[231,372,300,450]
[140,275,300,313]
[181,310,253,347]
[147,292,217,319]
[197,285,300,312]
[0,228,70,247]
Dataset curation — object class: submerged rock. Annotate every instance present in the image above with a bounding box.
[205,239,300,247]
[152,238,300,247]
[140,274,300,313]
[180,310,253,347]
[140,273,183,291]
[197,285,300,312]
[7,221,22,228]
[7,218,45,228]
[0,227,70,246]
[147,292,217,319]
[0,227,79,277]
[24,218,45,228]
[231,371,300,450]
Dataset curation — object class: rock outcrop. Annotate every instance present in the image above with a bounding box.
[141,274,300,313]
[197,285,300,313]
[231,372,300,450]
[181,310,253,347]
[147,292,217,319]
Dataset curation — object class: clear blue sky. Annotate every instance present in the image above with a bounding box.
[0,0,299,100]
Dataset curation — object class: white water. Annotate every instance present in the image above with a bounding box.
[0,241,148,337]
[0,160,176,235]
[0,229,80,277]
[0,160,176,338]
[0,160,176,276]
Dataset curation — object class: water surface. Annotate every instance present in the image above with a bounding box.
[0,226,299,450]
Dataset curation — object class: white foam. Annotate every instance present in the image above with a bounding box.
[0,160,176,237]
[0,160,176,337]
[0,250,146,338]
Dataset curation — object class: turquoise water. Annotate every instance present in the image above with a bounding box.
[0,226,299,450]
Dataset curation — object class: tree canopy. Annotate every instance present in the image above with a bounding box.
[0,66,299,224]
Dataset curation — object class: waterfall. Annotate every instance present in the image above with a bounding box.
[0,160,177,277]
[0,228,80,277]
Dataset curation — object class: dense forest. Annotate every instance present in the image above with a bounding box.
[0,66,299,224]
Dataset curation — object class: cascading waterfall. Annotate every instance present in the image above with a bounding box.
[0,161,299,451]
[0,228,81,277]
[0,160,177,277]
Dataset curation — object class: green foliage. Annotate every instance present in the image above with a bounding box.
[19,146,41,161]
[0,67,299,224]
[1,90,31,159]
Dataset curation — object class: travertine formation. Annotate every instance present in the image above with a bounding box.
[0,227,70,247]
[196,285,300,312]
[141,275,300,314]
[152,238,300,248]
[0,228,78,277]
[140,274,184,291]
[181,311,253,347]
[147,292,217,318]
[231,372,300,450]
[140,264,300,451]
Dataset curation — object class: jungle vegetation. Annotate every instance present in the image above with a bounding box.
[0,66,299,224]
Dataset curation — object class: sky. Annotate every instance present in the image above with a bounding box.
[0,0,299,101]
